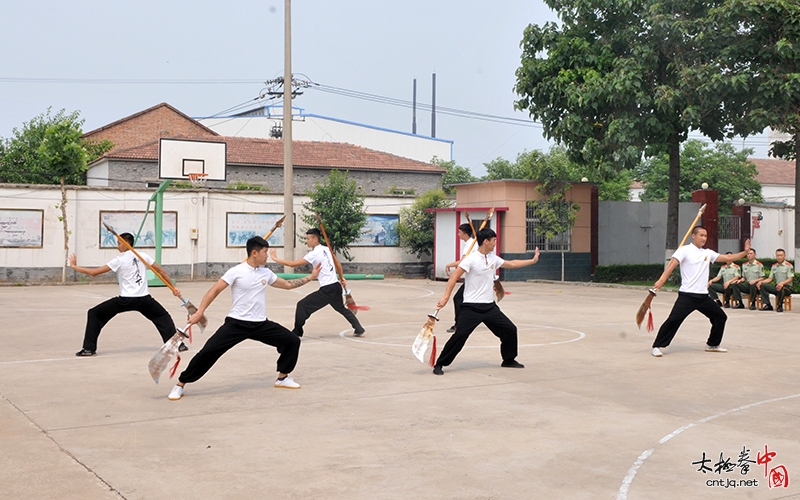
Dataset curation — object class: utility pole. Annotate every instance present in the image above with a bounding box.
[431,73,436,138]
[282,0,294,269]
[412,78,417,134]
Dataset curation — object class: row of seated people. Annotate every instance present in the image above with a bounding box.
[708,247,794,313]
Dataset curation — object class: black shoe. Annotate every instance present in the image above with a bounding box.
[501,360,525,369]
[723,302,730,308]
[715,299,722,307]
[733,303,744,309]
[749,304,756,310]
[353,329,365,337]
[178,342,188,352]
[777,306,784,313]
[446,325,456,333]
[761,304,774,311]
[432,364,444,375]
[75,348,96,357]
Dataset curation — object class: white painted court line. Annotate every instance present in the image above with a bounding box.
[616,392,800,500]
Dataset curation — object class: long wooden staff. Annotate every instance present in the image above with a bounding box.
[314,212,368,312]
[635,203,707,330]
[102,221,207,330]
[462,208,494,256]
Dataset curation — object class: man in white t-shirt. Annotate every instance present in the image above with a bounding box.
[651,226,750,357]
[444,223,477,333]
[432,228,540,375]
[167,236,321,400]
[269,228,365,337]
[69,232,182,357]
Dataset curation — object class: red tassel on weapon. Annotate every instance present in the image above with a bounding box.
[647,311,654,332]
[169,355,181,379]
[187,325,193,344]
[428,335,437,367]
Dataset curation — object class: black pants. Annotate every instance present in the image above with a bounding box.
[733,282,759,305]
[293,282,363,336]
[178,317,300,384]
[652,292,727,348]
[81,295,175,352]
[436,302,518,367]
[451,284,465,325]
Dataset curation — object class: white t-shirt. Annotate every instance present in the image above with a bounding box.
[672,244,719,294]
[461,238,476,258]
[303,245,338,287]
[107,250,153,297]
[221,262,278,321]
[459,251,505,303]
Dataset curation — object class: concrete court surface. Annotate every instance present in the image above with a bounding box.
[1,278,798,500]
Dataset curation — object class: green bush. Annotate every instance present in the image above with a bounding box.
[593,264,666,283]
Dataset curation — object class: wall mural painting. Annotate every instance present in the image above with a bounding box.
[100,211,178,248]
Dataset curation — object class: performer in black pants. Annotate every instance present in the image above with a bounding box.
[651,227,750,357]
[432,228,539,375]
[168,236,320,400]
[69,232,182,356]
[270,228,365,337]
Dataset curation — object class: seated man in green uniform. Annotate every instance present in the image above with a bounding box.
[734,248,766,310]
[759,248,794,312]
[707,253,743,308]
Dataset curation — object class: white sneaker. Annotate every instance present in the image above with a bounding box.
[705,345,727,353]
[652,347,663,357]
[168,385,184,400]
[274,376,301,389]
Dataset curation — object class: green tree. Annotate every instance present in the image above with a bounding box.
[38,117,90,283]
[514,0,750,250]
[709,0,800,256]
[483,147,632,201]
[637,140,762,212]
[0,108,108,185]
[396,189,453,259]
[301,170,366,261]
[432,157,476,194]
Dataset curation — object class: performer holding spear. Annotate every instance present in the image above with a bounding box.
[650,205,751,357]
[431,227,539,375]
[69,232,185,356]
[269,224,366,338]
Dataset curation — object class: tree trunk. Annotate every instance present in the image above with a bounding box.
[665,135,681,259]
[61,176,68,284]
[795,131,800,262]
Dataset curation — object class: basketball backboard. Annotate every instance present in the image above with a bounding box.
[158,138,226,181]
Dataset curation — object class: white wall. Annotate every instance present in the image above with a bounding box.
[200,115,452,164]
[750,205,796,260]
[0,185,421,280]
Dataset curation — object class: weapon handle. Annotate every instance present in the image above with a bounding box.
[314,213,347,285]
[678,204,707,248]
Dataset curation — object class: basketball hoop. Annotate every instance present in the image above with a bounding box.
[187,173,208,188]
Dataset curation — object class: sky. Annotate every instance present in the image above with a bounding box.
[0,0,771,178]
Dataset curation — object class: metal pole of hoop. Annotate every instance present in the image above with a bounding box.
[187,173,208,188]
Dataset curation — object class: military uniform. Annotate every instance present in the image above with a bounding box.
[708,263,742,306]
[760,260,795,312]
[735,260,765,310]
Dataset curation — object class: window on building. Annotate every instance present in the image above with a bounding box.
[526,201,572,252]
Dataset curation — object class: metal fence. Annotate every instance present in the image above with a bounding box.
[718,215,741,240]
[526,203,571,252]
